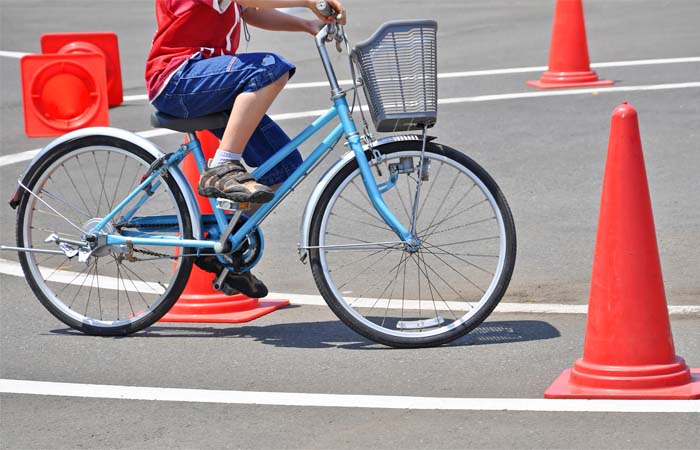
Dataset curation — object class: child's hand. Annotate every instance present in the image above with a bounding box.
[309,0,347,25]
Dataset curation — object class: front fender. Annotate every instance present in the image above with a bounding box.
[8,126,202,239]
[298,134,431,262]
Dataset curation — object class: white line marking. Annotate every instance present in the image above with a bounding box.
[1,259,698,315]
[1,379,698,412]
[117,56,700,101]
[0,149,41,167]
[0,50,30,58]
[123,94,149,102]
[438,81,700,104]
[3,80,699,169]
[0,258,163,294]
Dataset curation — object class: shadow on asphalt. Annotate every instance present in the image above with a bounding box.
[49,319,560,350]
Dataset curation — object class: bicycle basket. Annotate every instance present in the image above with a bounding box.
[352,20,438,132]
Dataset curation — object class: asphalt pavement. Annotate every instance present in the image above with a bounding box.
[1,1,699,449]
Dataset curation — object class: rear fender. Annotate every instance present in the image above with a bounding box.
[8,127,202,239]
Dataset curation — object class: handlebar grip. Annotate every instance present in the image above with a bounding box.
[315,0,334,18]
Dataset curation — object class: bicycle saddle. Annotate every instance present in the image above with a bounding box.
[150,110,230,133]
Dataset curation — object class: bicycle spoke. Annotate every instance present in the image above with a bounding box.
[422,169,463,234]
[419,245,487,293]
[416,159,444,219]
[115,261,136,317]
[420,215,496,241]
[329,211,393,233]
[337,191,383,223]
[92,151,108,215]
[419,197,486,238]
[75,155,100,215]
[413,250,462,321]
[118,263,152,308]
[109,154,129,211]
[41,187,91,219]
[94,262,103,320]
[61,164,93,217]
[55,260,92,297]
[335,247,395,291]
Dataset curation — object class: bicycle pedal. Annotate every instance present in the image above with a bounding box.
[215,198,251,211]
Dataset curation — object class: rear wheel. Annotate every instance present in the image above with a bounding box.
[309,141,516,348]
[16,136,194,335]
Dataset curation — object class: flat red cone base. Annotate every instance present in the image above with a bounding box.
[159,294,290,323]
[527,70,614,90]
[544,368,700,399]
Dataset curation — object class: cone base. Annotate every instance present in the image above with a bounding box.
[544,368,700,399]
[527,70,614,90]
[160,294,290,323]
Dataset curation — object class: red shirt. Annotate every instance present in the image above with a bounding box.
[145,0,242,100]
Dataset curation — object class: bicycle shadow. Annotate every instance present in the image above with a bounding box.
[50,318,560,350]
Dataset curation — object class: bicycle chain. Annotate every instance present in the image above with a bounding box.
[132,247,177,260]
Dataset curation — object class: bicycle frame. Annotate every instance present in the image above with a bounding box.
[96,24,414,256]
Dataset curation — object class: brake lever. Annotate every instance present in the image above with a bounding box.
[335,35,343,53]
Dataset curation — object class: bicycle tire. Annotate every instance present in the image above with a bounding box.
[16,135,194,336]
[309,141,516,348]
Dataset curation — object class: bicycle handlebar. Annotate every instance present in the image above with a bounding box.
[316,0,334,17]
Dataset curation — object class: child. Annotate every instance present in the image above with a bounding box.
[145,0,346,297]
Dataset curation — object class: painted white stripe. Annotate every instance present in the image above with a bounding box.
[1,259,698,315]
[2,80,699,169]
[0,50,30,58]
[268,291,700,315]
[115,56,700,101]
[0,258,163,294]
[0,149,41,167]
[123,94,149,102]
[438,82,700,104]
[591,56,700,68]
[1,379,698,412]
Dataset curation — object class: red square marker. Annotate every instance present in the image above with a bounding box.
[41,32,123,106]
[21,53,109,137]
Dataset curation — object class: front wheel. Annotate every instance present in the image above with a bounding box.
[308,141,516,348]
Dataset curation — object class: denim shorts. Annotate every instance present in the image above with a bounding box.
[152,53,302,186]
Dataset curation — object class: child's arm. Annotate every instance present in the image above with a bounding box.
[238,0,346,24]
[242,7,322,35]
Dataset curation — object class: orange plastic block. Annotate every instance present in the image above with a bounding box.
[21,53,109,137]
[41,32,123,106]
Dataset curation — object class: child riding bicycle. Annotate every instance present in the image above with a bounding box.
[145,0,346,297]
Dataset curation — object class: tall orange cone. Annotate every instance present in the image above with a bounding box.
[545,103,700,399]
[527,0,613,89]
[160,130,290,323]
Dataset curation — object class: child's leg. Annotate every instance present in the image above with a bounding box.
[218,73,289,158]
[152,53,296,203]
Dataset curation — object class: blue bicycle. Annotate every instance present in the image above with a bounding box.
[9,18,516,348]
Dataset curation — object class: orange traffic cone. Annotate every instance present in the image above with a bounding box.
[159,131,290,323]
[41,32,123,106]
[527,0,613,89]
[545,103,700,399]
[20,53,109,137]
